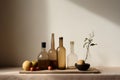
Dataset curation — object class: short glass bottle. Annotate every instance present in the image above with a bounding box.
[67,41,78,69]
[38,42,49,70]
[48,33,58,69]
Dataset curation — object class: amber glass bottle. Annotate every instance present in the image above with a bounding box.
[57,37,66,69]
[38,42,49,70]
[48,33,58,69]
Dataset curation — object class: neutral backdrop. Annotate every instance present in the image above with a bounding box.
[0,0,120,67]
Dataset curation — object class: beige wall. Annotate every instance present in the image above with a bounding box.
[47,0,120,67]
[0,0,120,67]
[0,0,49,67]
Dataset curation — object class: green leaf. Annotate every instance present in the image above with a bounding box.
[83,42,89,48]
[84,38,88,42]
[90,43,97,46]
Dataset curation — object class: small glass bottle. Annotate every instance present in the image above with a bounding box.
[57,37,66,70]
[67,41,78,69]
[48,33,58,69]
[38,42,49,70]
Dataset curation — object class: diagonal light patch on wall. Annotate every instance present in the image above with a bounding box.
[70,0,120,26]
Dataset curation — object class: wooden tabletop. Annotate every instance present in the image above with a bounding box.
[0,67,120,80]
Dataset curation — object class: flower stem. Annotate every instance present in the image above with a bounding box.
[85,45,90,62]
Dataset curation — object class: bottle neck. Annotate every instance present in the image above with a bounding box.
[41,48,46,52]
[51,33,55,49]
[70,41,74,54]
[59,38,63,47]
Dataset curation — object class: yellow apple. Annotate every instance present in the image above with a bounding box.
[77,60,85,65]
[31,60,38,67]
[22,60,32,71]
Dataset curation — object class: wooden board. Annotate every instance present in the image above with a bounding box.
[19,68,100,74]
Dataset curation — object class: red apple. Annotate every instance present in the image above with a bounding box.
[30,67,35,71]
[36,67,40,71]
[48,66,52,70]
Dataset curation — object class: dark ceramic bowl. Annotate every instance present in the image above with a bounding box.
[75,63,90,71]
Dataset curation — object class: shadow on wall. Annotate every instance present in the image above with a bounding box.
[70,0,120,25]
[0,0,48,67]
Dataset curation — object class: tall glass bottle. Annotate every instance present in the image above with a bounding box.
[67,41,78,69]
[48,33,57,69]
[38,42,49,70]
[57,37,66,69]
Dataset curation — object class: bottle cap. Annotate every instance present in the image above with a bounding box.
[59,37,63,39]
[42,42,46,48]
[52,33,54,36]
[70,41,74,44]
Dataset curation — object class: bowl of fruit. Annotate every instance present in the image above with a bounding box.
[75,60,90,71]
